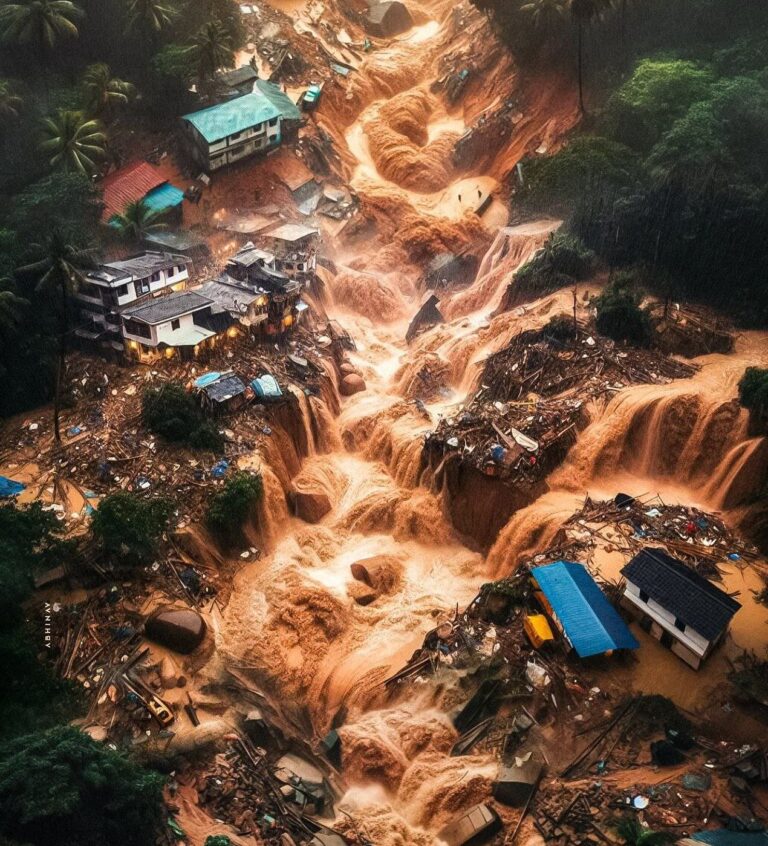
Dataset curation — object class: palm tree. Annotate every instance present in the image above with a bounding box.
[570,0,613,114]
[81,63,135,117]
[521,0,567,29]
[14,232,95,442]
[0,79,22,118]
[0,0,83,51]
[615,817,672,846]
[110,199,168,242]
[0,288,28,330]
[126,0,176,33]
[39,109,107,175]
[189,20,235,81]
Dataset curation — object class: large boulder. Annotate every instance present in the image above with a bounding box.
[144,607,207,654]
[290,488,332,523]
[340,373,366,396]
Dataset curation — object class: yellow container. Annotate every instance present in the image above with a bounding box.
[524,614,555,649]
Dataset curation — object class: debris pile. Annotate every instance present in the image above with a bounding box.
[425,396,586,486]
[476,324,698,404]
[558,495,760,579]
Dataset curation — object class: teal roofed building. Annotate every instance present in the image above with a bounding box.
[182,85,302,172]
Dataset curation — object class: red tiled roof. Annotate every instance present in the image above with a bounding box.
[100,161,167,222]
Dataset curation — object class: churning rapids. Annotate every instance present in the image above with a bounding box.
[203,2,768,842]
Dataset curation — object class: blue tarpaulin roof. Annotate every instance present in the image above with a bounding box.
[532,561,639,658]
[183,92,282,143]
[144,183,185,213]
[251,374,282,399]
[691,833,768,845]
[0,476,25,497]
[194,371,222,388]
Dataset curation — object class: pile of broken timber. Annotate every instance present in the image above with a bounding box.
[425,396,586,485]
[476,325,697,404]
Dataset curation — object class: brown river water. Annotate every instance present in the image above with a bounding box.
[208,1,768,840]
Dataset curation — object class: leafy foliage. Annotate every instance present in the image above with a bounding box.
[39,109,107,174]
[738,368,768,419]
[511,231,595,303]
[0,726,164,846]
[142,382,225,451]
[110,198,168,241]
[91,491,173,565]
[593,275,651,345]
[614,816,672,846]
[206,471,263,543]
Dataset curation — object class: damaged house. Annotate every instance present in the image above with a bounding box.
[259,223,319,284]
[621,548,741,669]
[198,242,308,336]
[74,252,191,354]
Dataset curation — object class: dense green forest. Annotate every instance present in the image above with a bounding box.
[473,0,768,325]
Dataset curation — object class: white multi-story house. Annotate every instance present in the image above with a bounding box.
[75,252,191,352]
[621,548,741,669]
[259,223,319,283]
[121,290,222,363]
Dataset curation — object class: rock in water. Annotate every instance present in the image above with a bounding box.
[290,488,332,523]
[340,374,366,396]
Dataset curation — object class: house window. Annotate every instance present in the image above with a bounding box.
[135,278,150,296]
[639,590,649,603]
[123,319,151,339]
[230,131,241,141]
[674,618,685,632]
[115,284,128,298]
[268,117,278,127]
[150,271,161,283]
[171,318,180,330]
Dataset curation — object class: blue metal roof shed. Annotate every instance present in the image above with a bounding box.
[144,183,185,215]
[532,561,639,658]
[687,832,768,845]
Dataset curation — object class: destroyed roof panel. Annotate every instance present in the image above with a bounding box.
[532,561,639,657]
[203,374,247,402]
[196,280,259,313]
[183,92,281,143]
[217,65,259,88]
[123,291,213,324]
[266,222,319,242]
[621,548,741,641]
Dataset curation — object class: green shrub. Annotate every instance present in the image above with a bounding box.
[542,313,576,342]
[593,276,652,346]
[142,383,224,452]
[511,232,595,305]
[91,492,173,566]
[206,471,263,543]
[0,726,164,846]
[738,367,768,417]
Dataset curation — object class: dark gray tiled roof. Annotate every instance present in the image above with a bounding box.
[104,251,188,279]
[123,291,212,324]
[621,548,741,641]
[204,374,247,402]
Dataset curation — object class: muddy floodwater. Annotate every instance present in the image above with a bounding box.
[199,3,768,841]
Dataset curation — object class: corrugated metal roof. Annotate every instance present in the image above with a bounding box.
[101,161,166,221]
[183,92,281,144]
[144,183,185,214]
[622,548,740,641]
[532,561,639,658]
[687,831,768,845]
[123,291,212,324]
[255,79,302,121]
